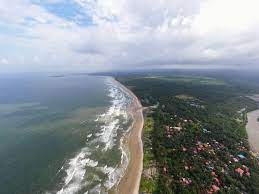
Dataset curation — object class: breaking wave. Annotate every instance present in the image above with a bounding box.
[51,77,132,194]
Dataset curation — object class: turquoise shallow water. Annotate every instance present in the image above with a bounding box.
[0,74,132,194]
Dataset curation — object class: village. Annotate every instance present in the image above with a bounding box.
[140,95,259,193]
[117,74,259,193]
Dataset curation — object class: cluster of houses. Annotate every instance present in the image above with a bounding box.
[162,114,253,193]
[164,115,194,138]
[164,125,182,138]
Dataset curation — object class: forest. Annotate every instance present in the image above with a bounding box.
[117,73,259,194]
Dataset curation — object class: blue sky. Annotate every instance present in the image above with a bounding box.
[31,0,94,26]
[0,0,259,72]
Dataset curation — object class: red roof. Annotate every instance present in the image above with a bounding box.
[212,185,220,192]
[235,168,244,177]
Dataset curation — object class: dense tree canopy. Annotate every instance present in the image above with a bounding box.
[117,74,259,194]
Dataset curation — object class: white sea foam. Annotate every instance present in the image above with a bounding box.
[89,184,101,194]
[96,119,120,151]
[87,134,92,138]
[53,77,132,194]
[57,149,98,194]
[100,134,130,189]
[96,78,129,152]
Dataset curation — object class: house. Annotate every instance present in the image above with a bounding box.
[235,168,244,177]
[211,171,217,177]
[173,126,182,131]
[181,177,192,185]
[203,128,211,133]
[238,154,246,159]
[214,178,220,185]
[211,185,220,192]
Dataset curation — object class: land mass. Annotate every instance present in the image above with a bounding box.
[117,74,259,193]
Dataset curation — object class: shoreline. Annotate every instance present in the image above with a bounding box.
[110,77,144,194]
[246,109,259,156]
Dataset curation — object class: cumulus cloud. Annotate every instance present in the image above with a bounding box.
[0,0,259,72]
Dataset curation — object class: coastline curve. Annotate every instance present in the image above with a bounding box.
[109,77,144,194]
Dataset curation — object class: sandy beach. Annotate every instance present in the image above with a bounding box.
[111,78,144,194]
[246,109,259,155]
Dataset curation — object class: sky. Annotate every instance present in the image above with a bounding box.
[0,0,259,72]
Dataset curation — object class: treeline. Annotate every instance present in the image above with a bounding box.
[117,75,259,194]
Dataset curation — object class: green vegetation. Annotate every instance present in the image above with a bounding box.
[142,75,227,86]
[117,75,259,194]
[140,117,157,193]
[175,95,196,100]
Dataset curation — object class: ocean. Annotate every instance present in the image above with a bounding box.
[0,74,133,194]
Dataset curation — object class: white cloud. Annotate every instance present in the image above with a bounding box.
[0,57,9,65]
[0,0,259,72]
[194,0,259,34]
